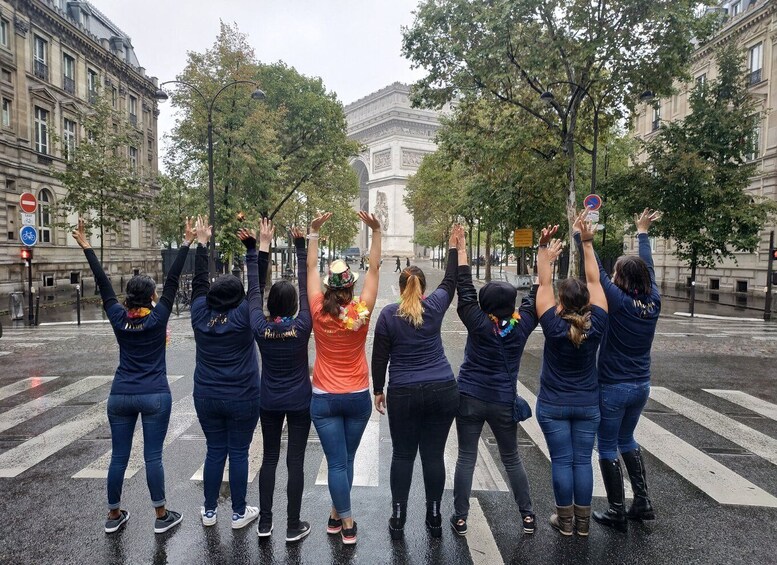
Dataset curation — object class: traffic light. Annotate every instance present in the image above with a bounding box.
[20,247,33,261]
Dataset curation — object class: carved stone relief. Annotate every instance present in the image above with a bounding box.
[374,191,390,234]
[372,149,391,173]
[401,148,431,169]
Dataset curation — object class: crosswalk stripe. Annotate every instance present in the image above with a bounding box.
[190,426,266,483]
[0,377,58,402]
[0,376,112,434]
[650,387,777,467]
[703,390,777,422]
[73,396,198,479]
[0,375,184,478]
[444,423,508,492]
[316,406,381,487]
[466,497,505,565]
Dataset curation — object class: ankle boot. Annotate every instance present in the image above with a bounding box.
[592,459,628,532]
[389,501,406,540]
[425,501,442,538]
[622,448,655,521]
[549,505,574,536]
[574,505,591,537]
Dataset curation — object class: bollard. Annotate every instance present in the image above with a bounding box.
[76,284,81,326]
[34,293,40,326]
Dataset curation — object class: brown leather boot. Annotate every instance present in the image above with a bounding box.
[549,505,574,536]
[574,505,591,536]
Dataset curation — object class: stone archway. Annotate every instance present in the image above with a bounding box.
[350,157,370,252]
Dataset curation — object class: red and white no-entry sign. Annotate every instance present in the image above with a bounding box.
[19,192,37,213]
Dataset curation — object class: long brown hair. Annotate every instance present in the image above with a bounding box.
[323,287,354,318]
[557,278,592,348]
[398,267,426,328]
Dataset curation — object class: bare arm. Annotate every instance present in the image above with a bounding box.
[358,211,382,312]
[306,212,331,306]
[536,225,560,316]
[577,210,608,312]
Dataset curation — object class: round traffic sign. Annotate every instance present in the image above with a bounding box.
[20,226,38,246]
[20,192,37,213]
[583,193,602,211]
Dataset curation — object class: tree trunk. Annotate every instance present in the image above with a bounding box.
[484,229,492,282]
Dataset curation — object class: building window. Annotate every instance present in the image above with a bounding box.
[736,280,748,293]
[62,53,75,95]
[41,273,54,287]
[7,204,16,240]
[747,43,763,86]
[33,36,48,81]
[0,18,9,49]
[746,117,761,161]
[87,69,98,103]
[37,188,52,243]
[63,118,77,160]
[34,106,49,154]
[1,68,11,83]
[710,278,720,290]
[649,236,656,252]
[652,102,661,131]
[695,73,706,88]
[112,87,118,109]
[731,1,741,16]
[129,95,137,127]
[2,98,11,128]
[129,146,138,171]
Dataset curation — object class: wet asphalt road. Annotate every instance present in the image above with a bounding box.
[0,260,776,565]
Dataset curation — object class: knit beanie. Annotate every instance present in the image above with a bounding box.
[478,281,517,320]
[206,275,245,312]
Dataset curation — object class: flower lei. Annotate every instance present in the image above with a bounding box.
[488,312,521,338]
[339,300,370,331]
[270,316,294,324]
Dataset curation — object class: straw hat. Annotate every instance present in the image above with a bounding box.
[323,259,359,289]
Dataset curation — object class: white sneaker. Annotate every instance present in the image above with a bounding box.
[201,506,217,527]
[232,506,260,530]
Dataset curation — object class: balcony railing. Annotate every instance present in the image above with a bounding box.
[746,68,762,86]
[63,76,75,95]
[129,113,137,127]
[33,60,48,81]
[652,119,661,131]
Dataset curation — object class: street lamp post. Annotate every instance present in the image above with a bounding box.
[154,80,265,280]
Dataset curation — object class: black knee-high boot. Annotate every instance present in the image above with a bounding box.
[622,448,655,521]
[592,459,628,532]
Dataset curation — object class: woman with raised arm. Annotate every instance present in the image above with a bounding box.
[450,227,539,537]
[190,216,260,531]
[306,210,382,546]
[535,212,608,537]
[238,219,313,543]
[588,209,661,532]
[371,224,461,540]
[72,217,191,535]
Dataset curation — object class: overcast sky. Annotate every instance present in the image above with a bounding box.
[93,0,426,162]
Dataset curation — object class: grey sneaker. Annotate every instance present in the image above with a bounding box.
[154,510,183,534]
[104,510,130,534]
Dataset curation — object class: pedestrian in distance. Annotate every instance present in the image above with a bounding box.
[360,257,365,271]
[72,217,190,535]
[395,256,401,272]
[535,212,608,537]
[238,219,313,543]
[306,210,383,545]
[406,257,410,268]
[450,227,538,537]
[587,209,662,533]
[190,216,261,531]
[372,224,462,540]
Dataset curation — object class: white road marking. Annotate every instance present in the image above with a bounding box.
[0,376,112,434]
[73,395,197,479]
[703,390,777,422]
[650,387,777,466]
[444,422,508,492]
[0,375,183,478]
[0,377,58,402]
[466,498,505,565]
[316,407,380,487]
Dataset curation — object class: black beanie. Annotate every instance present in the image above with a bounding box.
[206,275,245,312]
[479,281,518,320]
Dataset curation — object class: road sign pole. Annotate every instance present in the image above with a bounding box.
[27,257,33,325]
[765,230,774,322]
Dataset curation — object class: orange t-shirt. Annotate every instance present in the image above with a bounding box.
[310,294,370,394]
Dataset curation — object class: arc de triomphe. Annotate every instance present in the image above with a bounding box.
[345,83,443,257]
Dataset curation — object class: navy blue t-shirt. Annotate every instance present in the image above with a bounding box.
[190,245,260,401]
[538,305,608,407]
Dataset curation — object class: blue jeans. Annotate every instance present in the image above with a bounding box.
[107,392,172,510]
[310,391,371,519]
[194,396,260,515]
[536,400,600,507]
[597,381,651,460]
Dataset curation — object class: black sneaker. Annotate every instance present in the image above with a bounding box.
[450,515,467,536]
[327,517,342,535]
[341,521,357,545]
[257,520,273,538]
[104,510,130,534]
[154,510,183,534]
[286,521,311,543]
[523,514,536,535]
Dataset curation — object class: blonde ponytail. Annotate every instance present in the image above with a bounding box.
[561,309,592,348]
[398,272,425,328]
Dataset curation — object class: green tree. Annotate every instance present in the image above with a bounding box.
[52,94,150,262]
[402,0,717,275]
[611,44,775,295]
[150,172,204,248]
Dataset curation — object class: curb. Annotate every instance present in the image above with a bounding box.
[672,312,767,322]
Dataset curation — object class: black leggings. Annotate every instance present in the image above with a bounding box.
[258,407,311,528]
[387,380,459,505]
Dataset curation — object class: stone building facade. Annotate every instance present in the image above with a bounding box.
[344,82,443,257]
[0,0,160,296]
[632,0,777,296]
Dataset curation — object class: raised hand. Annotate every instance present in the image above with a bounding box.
[573,208,590,234]
[455,224,467,251]
[310,212,332,232]
[546,238,565,262]
[259,217,274,246]
[184,217,195,244]
[195,215,212,246]
[290,226,305,240]
[449,223,463,248]
[539,224,559,246]
[579,216,597,242]
[635,208,661,234]
[358,210,381,231]
[71,217,90,249]
[237,228,256,249]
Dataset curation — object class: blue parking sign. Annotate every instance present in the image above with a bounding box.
[20,225,38,246]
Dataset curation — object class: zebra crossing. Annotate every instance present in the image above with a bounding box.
[660,316,777,340]
[0,373,776,511]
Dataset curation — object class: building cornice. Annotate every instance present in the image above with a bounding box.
[694,1,776,61]
[344,81,410,112]
[348,117,440,144]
